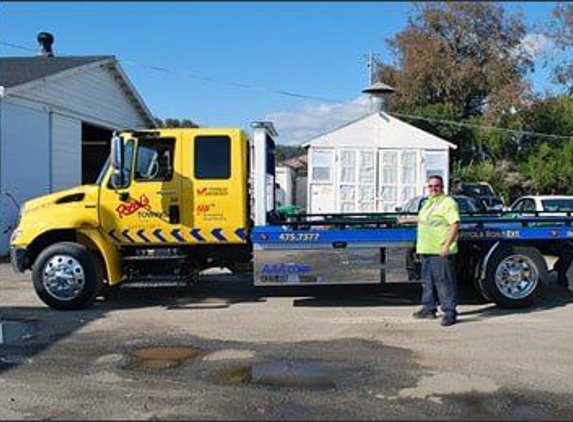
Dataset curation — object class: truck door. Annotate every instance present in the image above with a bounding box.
[100,132,182,245]
[179,129,248,244]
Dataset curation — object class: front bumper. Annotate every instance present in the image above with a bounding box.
[10,247,27,273]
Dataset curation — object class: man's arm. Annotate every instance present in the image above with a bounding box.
[397,215,418,224]
[440,221,460,258]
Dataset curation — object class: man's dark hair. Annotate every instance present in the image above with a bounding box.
[428,175,444,186]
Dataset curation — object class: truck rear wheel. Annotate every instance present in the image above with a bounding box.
[482,246,547,308]
[32,242,102,310]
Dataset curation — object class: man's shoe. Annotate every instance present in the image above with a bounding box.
[441,316,457,327]
[413,309,437,319]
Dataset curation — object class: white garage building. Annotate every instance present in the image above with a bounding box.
[0,54,156,255]
[305,87,456,214]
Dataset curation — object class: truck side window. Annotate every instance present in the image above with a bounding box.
[194,136,231,179]
[134,138,175,182]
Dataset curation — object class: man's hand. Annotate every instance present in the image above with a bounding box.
[440,243,449,258]
[397,215,418,225]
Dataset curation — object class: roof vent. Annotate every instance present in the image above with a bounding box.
[37,32,54,57]
[362,81,395,113]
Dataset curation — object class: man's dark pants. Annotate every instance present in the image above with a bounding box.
[420,255,457,318]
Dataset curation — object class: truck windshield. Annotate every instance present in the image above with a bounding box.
[96,158,110,186]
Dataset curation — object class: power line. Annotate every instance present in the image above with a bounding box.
[0,40,340,103]
[390,112,573,141]
[2,39,573,141]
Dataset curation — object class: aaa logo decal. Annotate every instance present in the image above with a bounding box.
[116,195,152,219]
[196,187,228,196]
[197,204,215,214]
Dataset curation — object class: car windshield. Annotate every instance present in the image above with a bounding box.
[461,185,493,197]
[455,197,479,213]
[541,199,573,212]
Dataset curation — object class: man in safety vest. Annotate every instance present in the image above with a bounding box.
[400,175,460,326]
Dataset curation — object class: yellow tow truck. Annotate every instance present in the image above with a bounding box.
[10,126,256,309]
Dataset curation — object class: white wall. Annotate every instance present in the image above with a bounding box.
[0,101,51,255]
[51,113,82,192]
[16,64,148,130]
[275,166,295,207]
[308,146,450,214]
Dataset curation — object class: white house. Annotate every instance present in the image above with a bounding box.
[0,45,156,255]
[305,84,456,214]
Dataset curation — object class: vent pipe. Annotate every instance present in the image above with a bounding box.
[362,81,395,113]
[37,32,54,57]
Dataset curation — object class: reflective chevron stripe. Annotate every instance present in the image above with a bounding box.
[212,228,227,242]
[235,228,247,240]
[137,229,150,243]
[122,229,135,243]
[171,229,185,242]
[190,228,205,242]
[153,229,167,243]
[107,227,247,243]
[108,229,121,242]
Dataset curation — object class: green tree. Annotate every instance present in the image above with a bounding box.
[377,2,533,165]
[155,117,199,128]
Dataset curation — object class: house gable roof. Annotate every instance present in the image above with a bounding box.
[303,112,457,150]
[0,56,112,88]
[0,55,156,127]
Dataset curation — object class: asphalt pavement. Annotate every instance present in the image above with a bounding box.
[1,263,572,420]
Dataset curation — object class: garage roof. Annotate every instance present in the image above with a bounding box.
[0,55,156,127]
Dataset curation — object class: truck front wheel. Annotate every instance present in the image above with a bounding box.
[32,242,102,310]
[482,246,547,308]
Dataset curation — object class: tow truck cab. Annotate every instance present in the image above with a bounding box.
[10,125,277,309]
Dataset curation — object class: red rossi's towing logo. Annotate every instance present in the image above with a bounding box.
[116,195,152,219]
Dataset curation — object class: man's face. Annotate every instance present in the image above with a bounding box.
[427,178,443,198]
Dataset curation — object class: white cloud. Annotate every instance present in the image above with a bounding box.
[521,33,553,60]
[266,96,370,145]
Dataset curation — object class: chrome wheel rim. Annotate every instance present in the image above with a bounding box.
[494,255,538,300]
[42,255,85,301]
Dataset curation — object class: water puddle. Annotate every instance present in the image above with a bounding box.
[0,319,37,344]
[125,346,202,371]
[222,360,336,389]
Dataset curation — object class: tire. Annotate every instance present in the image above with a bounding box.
[554,250,573,288]
[32,242,102,310]
[482,246,547,308]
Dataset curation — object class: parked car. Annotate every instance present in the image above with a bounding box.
[510,195,573,214]
[451,181,504,211]
[397,195,487,214]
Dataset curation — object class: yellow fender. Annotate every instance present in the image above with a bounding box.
[77,229,123,285]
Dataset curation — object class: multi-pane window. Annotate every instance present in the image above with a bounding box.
[379,151,398,211]
[400,151,417,203]
[311,149,333,183]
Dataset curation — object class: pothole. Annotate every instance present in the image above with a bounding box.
[221,360,336,389]
[125,346,202,371]
[0,319,37,344]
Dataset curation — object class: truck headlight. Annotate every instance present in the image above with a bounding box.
[10,229,22,244]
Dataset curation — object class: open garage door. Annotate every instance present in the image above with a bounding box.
[82,123,113,184]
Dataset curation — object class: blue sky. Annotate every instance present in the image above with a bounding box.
[0,2,561,144]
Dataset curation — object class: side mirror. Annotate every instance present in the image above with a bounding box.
[110,132,125,189]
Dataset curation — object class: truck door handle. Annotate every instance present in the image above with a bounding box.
[157,190,176,196]
[169,205,180,224]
